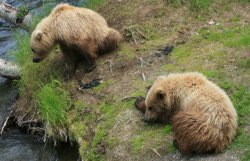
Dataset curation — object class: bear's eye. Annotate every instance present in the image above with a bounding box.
[31,48,35,53]
[148,106,153,111]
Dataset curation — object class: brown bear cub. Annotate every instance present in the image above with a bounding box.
[30,3,122,75]
[135,72,238,156]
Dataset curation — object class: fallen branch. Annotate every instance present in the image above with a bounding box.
[103,60,113,73]
[124,27,138,45]
[20,119,38,125]
[136,28,149,40]
[0,1,32,31]
[149,147,162,159]
[0,58,20,79]
[0,116,10,135]
[139,57,146,81]
[121,96,137,102]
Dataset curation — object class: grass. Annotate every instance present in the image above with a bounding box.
[13,1,69,139]
[81,0,105,10]
[167,0,213,11]
[38,80,70,127]
[207,27,250,50]
[131,136,145,153]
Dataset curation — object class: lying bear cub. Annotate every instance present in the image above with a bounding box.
[135,72,237,156]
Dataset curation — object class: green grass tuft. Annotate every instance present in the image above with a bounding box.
[167,0,213,11]
[162,125,172,135]
[189,0,213,11]
[207,27,250,50]
[38,81,71,127]
[81,0,104,10]
[132,136,145,153]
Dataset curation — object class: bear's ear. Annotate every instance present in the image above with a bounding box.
[35,30,43,41]
[156,89,165,100]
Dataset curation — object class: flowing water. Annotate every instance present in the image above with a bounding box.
[0,0,86,160]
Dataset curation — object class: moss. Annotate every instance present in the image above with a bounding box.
[17,5,29,22]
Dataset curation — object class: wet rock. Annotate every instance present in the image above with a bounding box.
[162,45,174,55]
[78,79,101,90]
[155,45,174,57]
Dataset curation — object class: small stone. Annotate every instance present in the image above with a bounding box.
[208,20,215,25]
[155,51,162,57]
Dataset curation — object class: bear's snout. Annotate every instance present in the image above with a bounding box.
[33,57,41,63]
[143,117,156,123]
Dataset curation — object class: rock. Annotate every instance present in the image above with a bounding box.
[162,45,174,55]
[155,51,162,57]
[208,20,215,25]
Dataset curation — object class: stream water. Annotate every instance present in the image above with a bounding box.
[0,0,86,160]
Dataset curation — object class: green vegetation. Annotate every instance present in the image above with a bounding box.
[13,2,68,139]
[81,0,105,10]
[207,27,250,50]
[38,81,70,127]
[17,5,29,21]
[131,136,145,153]
[167,0,213,11]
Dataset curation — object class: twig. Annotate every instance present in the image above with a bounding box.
[0,116,10,135]
[149,147,162,159]
[121,96,137,102]
[28,127,45,132]
[20,119,38,125]
[108,60,113,73]
[139,57,146,81]
[125,28,138,45]
[131,30,138,45]
[103,60,113,73]
[136,28,149,40]
[97,114,104,122]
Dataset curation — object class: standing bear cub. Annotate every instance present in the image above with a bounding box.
[30,3,122,74]
[135,72,238,155]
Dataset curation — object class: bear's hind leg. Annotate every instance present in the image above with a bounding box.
[99,29,122,54]
[60,44,78,80]
[172,112,218,155]
[83,54,96,73]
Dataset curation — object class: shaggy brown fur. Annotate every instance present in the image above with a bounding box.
[135,72,238,155]
[30,3,122,73]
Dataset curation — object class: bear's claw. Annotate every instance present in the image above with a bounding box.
[135,96,146,114]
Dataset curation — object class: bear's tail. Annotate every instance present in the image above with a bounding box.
[98,29,123,55]
[172,111,231,155]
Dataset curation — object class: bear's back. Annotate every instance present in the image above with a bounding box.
[50,3,107,26]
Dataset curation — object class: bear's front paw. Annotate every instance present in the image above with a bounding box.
[63,69,73,81]
[135,96,146,114]
[85,64,96,73]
